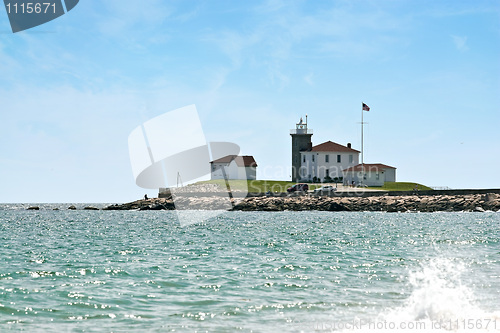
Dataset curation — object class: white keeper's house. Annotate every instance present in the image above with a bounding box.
[300,141,360,181]
[210,155,258,180]
[291,116,396,186]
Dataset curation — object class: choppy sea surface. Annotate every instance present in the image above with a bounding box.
[0,204,499,332]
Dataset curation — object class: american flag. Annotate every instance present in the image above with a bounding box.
[362,103,370,111]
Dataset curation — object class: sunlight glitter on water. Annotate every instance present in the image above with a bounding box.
[0,209,498,332]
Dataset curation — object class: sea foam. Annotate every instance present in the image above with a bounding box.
[344,258,500,332]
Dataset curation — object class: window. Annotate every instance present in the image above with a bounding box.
[312,155,315,162]
[337,155,341,163]
[326,169,329,177]
[325,154,329,163]
[376,173,380,180]
[303,155,305,163]
[349,155,353,163]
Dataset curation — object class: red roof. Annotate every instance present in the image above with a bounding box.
[210,155,257,167]
[236,156,257,167]
[311,141,360,153]
[343,163,396,172]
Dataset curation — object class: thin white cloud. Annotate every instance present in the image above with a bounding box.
[203,1,409,78]
[451,35,468,51]
[255,0,287,13]
[172,5,203,23]
[422,2,499,18]
[202,30,262,68]
[88,0,174,44]
[304,72,314,86]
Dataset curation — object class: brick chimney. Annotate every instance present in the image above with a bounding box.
[347,143,351,148]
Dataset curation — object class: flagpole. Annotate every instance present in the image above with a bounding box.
[361,102,364,186]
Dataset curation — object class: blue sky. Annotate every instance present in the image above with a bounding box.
[1,0,499,203]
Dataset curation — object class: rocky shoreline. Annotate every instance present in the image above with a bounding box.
[103,192,500,212]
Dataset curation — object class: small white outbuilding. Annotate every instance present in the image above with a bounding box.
[210,155,258,180]
[343,163,396,187]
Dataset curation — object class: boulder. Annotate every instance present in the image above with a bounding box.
[485,193,499,202]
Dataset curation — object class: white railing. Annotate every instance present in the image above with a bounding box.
[290,129,313,135]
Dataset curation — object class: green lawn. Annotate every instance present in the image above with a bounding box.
[194,180,432,192]
[367,182,433,191]
[193,179,324,193]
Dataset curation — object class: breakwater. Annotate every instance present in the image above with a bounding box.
[104,191,500,212]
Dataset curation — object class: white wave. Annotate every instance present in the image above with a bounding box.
[340,258,500,332]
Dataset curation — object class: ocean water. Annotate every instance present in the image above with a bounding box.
[0,205,499,332]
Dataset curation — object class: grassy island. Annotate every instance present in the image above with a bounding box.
[194,180,432,193]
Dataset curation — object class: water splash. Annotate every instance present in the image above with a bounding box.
[395,258,475,321]
[336,258,500,332]
[381,258,500,331]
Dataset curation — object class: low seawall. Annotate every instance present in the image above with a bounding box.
[105,192,500,212]
[232,192,500,212]
[245,188,500,198]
